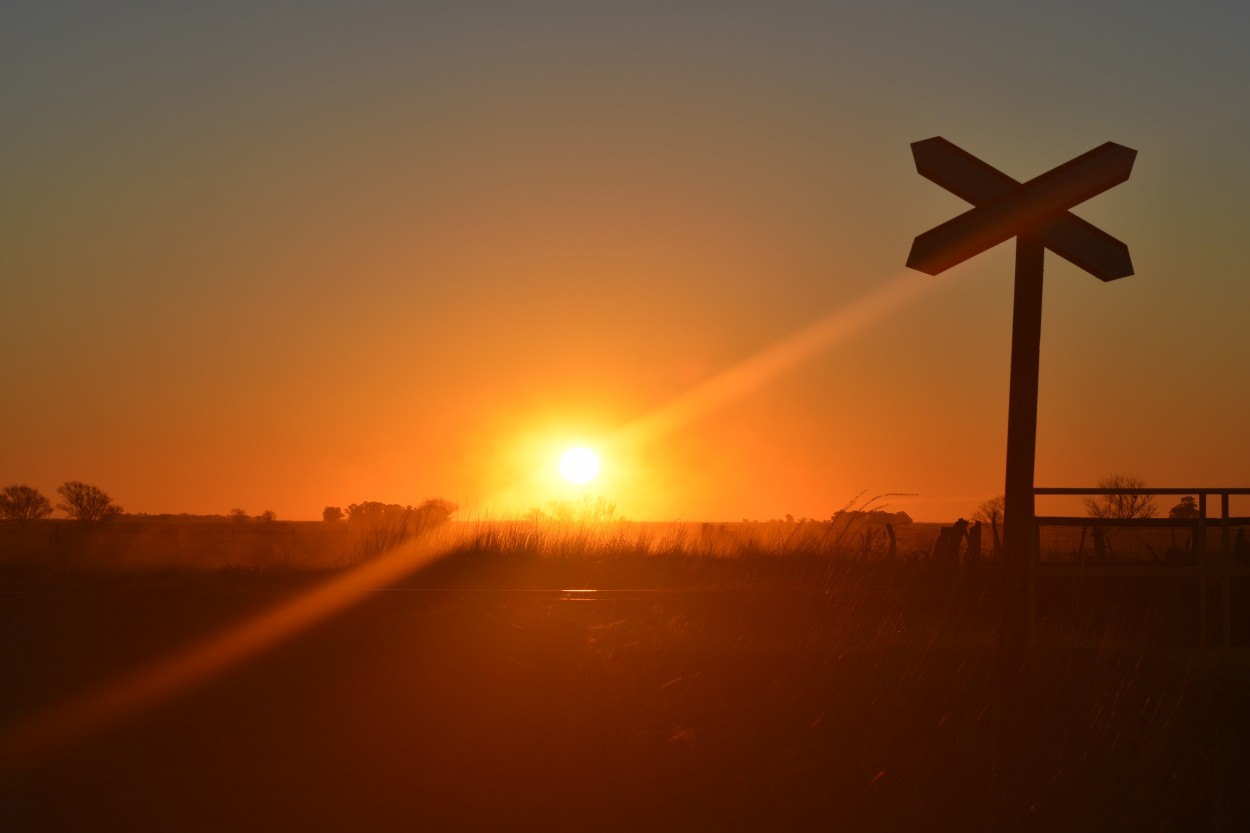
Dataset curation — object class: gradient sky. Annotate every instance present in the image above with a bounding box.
[4,0,1249,521]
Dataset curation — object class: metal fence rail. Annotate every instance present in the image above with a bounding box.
[1030,487,1250,649]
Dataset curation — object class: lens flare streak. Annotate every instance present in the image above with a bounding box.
[0,534,453,772]
[611,270,947,449]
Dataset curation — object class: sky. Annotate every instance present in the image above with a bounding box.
[3,0,1249,522]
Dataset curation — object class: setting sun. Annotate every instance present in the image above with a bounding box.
[558,447,601,484]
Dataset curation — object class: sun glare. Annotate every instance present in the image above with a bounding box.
[559,447,601,484]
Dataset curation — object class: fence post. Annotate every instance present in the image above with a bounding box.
[1222,492,1231,651]
[1198,492,1208,648]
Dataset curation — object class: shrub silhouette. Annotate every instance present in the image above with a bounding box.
[0,485,54,521]
[1083,473,1158,520]
[1168,496,1199,519]
[348,499,457,557]
[56,481,123,522]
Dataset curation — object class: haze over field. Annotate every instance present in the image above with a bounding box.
[4,1,1249,521]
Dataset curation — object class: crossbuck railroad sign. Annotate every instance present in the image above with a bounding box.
[905,137,1137,656]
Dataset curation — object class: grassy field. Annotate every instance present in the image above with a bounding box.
[2,522,1249,832]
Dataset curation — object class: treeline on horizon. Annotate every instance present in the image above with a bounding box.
[2,476,1236,581]
[0,482,460,526]
[1,473,1209,529]
[0,490,463,573]
[2,480,919,528]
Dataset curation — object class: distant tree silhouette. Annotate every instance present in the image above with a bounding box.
[415,498,457,527]
[322,506,344,522]
[347,500,456,525]
[1083,474,1158,520]
[972,495,1005,556]
[258,510,277,522]
[972,495,1005,527]
[347,501,399,523]
[56,481,122,522]
[831,509,913,525]
[347,499,457,557]
[1168,496,1200,520]
[229,508,249,521]
[0,485,54,521]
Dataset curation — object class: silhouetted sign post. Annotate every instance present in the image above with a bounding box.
[906,137,1136,660]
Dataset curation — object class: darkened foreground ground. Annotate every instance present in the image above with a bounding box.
[2,554,1249,833]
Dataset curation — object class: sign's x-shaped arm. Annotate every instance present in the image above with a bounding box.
[906,137,1135,281]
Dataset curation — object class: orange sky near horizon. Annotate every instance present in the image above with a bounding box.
[3,1,1249,522]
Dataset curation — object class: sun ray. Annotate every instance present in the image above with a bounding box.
[0,532,455,772]
[609,270,948,450]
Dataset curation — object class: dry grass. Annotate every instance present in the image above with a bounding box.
[2,512,1249,831]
